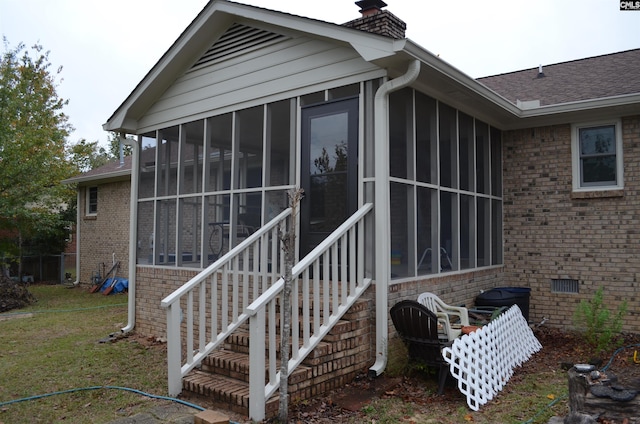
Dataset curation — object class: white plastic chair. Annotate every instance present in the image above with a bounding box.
[417,292,470,340]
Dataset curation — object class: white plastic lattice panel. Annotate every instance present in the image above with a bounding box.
[442,305,542,411]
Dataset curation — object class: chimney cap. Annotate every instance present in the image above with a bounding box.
[355,0,388,15]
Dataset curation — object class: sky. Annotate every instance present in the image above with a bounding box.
[1,0,638,148]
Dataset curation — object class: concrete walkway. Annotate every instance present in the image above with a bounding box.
[108,401,198,424]
[107,400,244,424]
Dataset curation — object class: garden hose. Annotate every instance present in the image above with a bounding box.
[600,343,640,371]
[0,385,240,424]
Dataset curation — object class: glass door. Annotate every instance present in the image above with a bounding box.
[300,97,358,256]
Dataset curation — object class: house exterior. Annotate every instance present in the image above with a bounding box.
[479,52,640,327]
[96,0,640,419]
[63,157,132,286]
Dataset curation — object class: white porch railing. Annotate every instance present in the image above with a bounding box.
[161,203,374,421]
[161,208,292,397]
[247,202,373,420]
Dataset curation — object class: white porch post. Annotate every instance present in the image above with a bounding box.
[369,59,421,377]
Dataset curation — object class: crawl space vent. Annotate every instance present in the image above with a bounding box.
[551,279,579,294]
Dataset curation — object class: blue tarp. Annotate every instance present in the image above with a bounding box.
[98,277,128,294]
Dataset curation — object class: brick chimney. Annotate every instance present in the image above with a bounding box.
[343,0,406,39]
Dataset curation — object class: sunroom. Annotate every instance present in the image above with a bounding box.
[132,82,503,281]
[102,0,516,418]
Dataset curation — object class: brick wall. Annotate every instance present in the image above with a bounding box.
[388,269,504,309]
[134,266,198,336]
[502,115,640,331]
[79,180,130,284]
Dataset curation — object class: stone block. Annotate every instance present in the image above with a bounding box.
[194,409,230,424]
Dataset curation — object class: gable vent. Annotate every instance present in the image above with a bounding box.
[191,23,287,70]
[551,279,579,294]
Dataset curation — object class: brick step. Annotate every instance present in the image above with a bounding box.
[201,349,312,384]
[181,296,373,419]
[201,342,324,384]
[225,315,358,344]
[182,370,280,417]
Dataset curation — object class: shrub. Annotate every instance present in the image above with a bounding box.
[573,286,627,354]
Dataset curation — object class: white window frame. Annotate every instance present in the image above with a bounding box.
[86,186,98,216]
[571,119,623,192]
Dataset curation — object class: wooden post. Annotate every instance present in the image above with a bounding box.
[568,366,640,423]
[568,367,589,414]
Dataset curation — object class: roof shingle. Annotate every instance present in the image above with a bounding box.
[477,48,640,106]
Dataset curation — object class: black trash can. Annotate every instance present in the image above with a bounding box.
[475,287,531,321]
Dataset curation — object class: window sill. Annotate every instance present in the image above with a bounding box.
[571,189,624,200]
[84,215,97,220]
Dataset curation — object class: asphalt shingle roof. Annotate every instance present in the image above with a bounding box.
[63,155,132,184]
[477,48,640,106]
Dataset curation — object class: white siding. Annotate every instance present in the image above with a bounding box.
[138,36,382,131]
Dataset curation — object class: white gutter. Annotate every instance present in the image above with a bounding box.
[62,169,131,185]
[120,135,139,334]
[369,59,421,377]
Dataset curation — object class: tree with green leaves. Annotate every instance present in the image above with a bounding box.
[107,131,133,159]
[67,132,134,174]
[0,39,76,277]
[67,138,111,173]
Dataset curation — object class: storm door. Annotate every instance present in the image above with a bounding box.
[300,97,358,256]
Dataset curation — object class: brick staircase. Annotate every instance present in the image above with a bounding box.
[181,297,373,418]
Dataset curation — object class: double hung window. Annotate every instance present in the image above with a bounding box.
[572,121,623,191]
[86,186,98,216]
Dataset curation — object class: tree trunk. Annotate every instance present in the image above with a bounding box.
[278,188,303,423]
[17,228,23,281]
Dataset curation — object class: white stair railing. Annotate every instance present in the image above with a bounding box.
[160,202,374,422]
[161,208,292,397]
[246,202,373,421]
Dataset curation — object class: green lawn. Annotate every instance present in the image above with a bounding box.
[0,285,169,424]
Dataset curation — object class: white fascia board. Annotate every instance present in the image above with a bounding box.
[216,1,398,61]
[62,169,131,186]
[503,93,640,130]
[400,40,521,116]
[519,93,640,118]
[103,117,139,133]
[105,3,237,133]
[399,40,640,128]
[105,0,397,133]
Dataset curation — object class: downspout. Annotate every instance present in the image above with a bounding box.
[369,59,421,377]
[72,189,80,285]
[120,134,139,334]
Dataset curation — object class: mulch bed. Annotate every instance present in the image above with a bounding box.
[285,326,640,423]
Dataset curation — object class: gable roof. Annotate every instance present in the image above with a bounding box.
[478,49,640,107]
[62,155,132,185]
[104,0,404,133]
[104,0,640,134]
